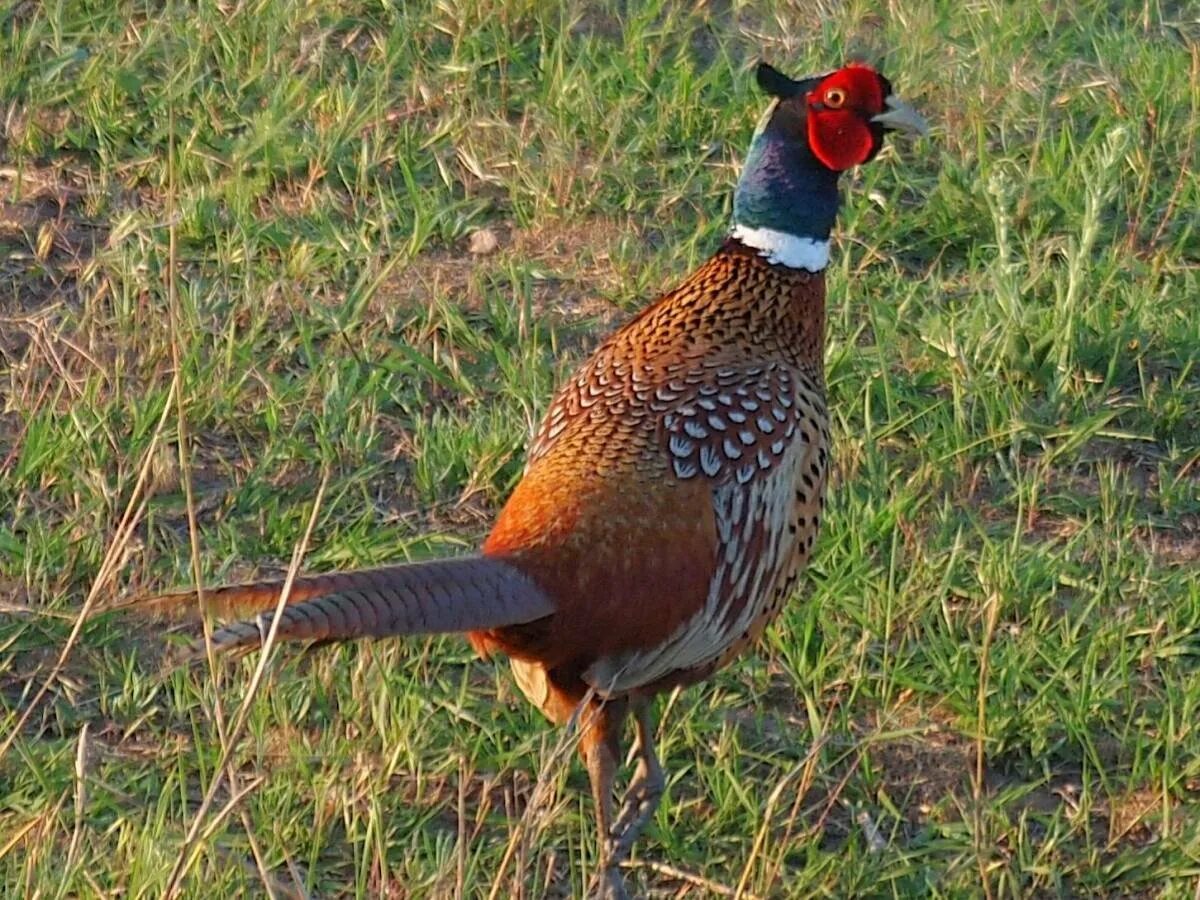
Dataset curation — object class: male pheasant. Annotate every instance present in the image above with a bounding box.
[122,62,926,898]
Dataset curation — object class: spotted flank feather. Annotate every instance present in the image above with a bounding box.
[660,363,817,485]
[587,365,830,694]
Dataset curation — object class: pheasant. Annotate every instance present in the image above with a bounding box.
[122,62,926,898]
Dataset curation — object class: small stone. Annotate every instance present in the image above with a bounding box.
[468,228,499,255]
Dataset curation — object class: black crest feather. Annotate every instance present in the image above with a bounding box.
[755,62,803,99]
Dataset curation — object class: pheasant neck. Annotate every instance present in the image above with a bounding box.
[731,105,841,273]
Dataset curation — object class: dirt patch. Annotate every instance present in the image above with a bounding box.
[0,162,107,326]
[373,216,631,328]
[958,433,1198,567]
[1132,517,1200,565]
[865,717,974,821]
[854,699,1193,858]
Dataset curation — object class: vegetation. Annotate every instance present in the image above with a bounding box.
[2,0,1197,896]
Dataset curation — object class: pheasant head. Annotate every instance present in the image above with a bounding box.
[732,62,928,271]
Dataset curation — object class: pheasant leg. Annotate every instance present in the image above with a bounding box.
[583,701,631,900]
[610,699,665,861]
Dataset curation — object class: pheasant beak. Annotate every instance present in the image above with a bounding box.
[871,95,929,136]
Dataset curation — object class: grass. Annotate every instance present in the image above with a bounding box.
[2,0,1198,896]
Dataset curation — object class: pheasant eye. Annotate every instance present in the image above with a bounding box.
[824,88,846,109]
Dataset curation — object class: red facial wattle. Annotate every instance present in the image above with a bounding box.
[805,64,888,171]
[807,108,876,170]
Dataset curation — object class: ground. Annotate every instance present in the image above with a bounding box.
[2,1,1199,897]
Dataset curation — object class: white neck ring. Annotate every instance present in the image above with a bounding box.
[730,224,829,272]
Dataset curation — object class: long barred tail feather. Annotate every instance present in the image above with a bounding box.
[112,556,553,655]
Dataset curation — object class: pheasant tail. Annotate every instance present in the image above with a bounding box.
[118,557,554,654]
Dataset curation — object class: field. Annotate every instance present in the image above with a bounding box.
[2,0,1198,896]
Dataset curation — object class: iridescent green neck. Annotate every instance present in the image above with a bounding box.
[732,106,841,242]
